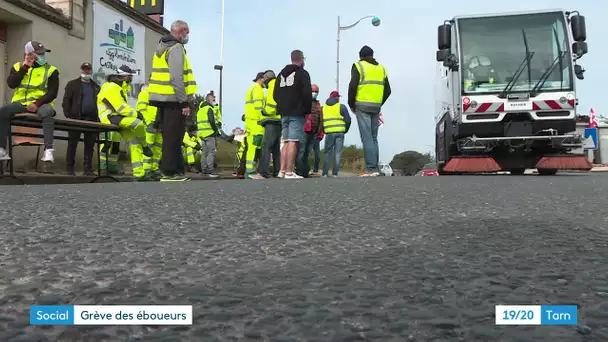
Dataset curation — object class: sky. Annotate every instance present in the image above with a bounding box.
[161,0,603,162]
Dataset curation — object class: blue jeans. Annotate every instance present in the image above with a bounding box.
[355,109,380,172]
[312,139,321,172]
[296,133,315,176]
[323,133,345,176]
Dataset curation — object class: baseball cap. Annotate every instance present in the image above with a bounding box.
[116,65,137,76]
[25,41,51,54]
[252,72,265,82]
[329,91,341,98]
[80,62,92,70]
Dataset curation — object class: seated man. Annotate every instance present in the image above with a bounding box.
[182,126,202,173]
[97,65,153,181]
[0,41,58,161]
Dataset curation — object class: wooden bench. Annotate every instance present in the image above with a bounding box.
[1,113,120,184]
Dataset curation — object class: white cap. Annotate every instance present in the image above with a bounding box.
[116,65,137,76]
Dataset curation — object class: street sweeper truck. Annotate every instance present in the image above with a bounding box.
[434,9,591,175]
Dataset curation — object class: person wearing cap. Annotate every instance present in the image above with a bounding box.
[197,91,233,177]
[148,20,198,182]
[257,70,282,179]
[136,81,163,180]
[322,91,351,177]
[0,41,59,162]
[97,65,154,181]
[242,72,266,179]
[273,49,312,179]
[61,62,101,176]
[348,45,392,177]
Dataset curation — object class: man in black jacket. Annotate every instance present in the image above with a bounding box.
[62,62,100,175]
[273,49,312,179]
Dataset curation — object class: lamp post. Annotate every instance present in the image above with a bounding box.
[214,0,226,112]
[336,15,380,93]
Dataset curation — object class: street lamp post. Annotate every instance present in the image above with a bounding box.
[336,15,380,93]
[214,0,226,112]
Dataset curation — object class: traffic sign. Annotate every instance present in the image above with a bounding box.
[584,127,598,150]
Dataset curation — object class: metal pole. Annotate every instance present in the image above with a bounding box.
[336,15,340,93]
[219,0,225,112]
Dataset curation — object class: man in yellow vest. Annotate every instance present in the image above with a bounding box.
[322,91,351,177]
[148,20,198,182]
[257,70,282,178]
[0,41,58,162]
[197,91,233,177]
[97,65,153,181]
[136,83,163,181]
[243,72,266,179]
[347,45,391,177]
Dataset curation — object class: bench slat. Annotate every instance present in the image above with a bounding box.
[13,113,118,130]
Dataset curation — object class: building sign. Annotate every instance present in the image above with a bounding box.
[128,0,164,15]
[93,1,146,107]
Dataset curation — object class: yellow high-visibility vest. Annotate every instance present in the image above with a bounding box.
[354,60,386,111]
[148,44,198,102]
[97,82,135,124]
[197,103,222,139]
[11,62,59,107]
[322,102,346,134]
[244,82,264,135]
[263,78,280,119]
[135,88,158,125]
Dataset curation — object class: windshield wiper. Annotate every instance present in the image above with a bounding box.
[497,51,534,98]
[530,28,566,97]
[529,51,566,97]
[498,29,534,99]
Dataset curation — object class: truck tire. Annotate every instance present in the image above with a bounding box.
[537,168,558,176]
[508,168,525,175]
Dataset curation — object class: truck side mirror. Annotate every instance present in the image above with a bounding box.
[574,64,585,80]
[438,24,451,50]
[572,41,588,56]
[570,14,586,42]
[436,49,450,62]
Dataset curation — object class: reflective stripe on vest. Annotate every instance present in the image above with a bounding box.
[354,61,386,110]
[11,62,58,107]
[263,78,279,118]
[322,103,346,133]
[148,44,198,102]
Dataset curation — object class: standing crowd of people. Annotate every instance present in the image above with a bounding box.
[0,20,391,181]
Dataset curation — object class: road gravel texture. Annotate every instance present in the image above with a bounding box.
[0,174,607,342]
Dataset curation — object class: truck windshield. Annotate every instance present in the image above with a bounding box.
[458,12,572,95]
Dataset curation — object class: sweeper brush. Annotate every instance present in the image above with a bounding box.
[535,155,593,170]
[443,156,502,173]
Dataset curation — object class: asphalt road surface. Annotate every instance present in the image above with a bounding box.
[0,174,607,342]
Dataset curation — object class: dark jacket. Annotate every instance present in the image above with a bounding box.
[7,62,59,107]
[324,97,351,133]
[347,57,391,113]
[307,99,322,137]
[273,64,312,117]
[62,77,101,120]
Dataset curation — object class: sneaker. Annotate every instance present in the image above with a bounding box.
[135,175,153,182]
[0,148,10,161]
[83,170,96,177]
[160,174,191,182]
[359,171,379,177]
[250,173,265,180]
[207,173,219,178]
[309,171,321,177]
[42,148,54,163]
[277,171,286,179]
[284,172,303,179]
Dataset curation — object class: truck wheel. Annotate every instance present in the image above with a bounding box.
[508,168,525,175]
[537,168,558,176]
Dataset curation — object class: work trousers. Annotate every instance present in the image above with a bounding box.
[201,136,217,173]
[159,107,186,176]
[237,134,261,175]
[99,131,122,173]
[108,115,148,178]
[259,123,281,177]
[67,116,97,172]
[143,124,163,173]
